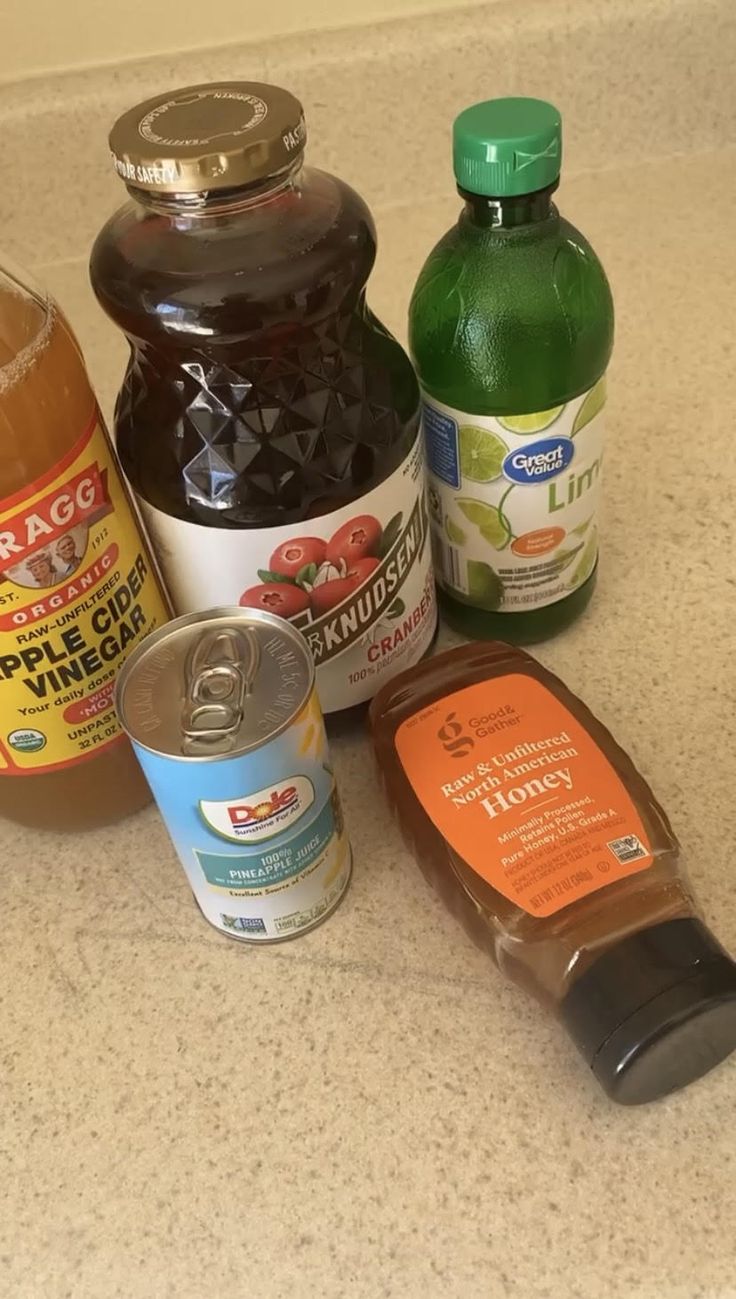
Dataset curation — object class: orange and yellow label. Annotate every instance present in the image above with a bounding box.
[0,412,168,774]
[395,675,654,917]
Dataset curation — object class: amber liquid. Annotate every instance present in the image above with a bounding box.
[0,277,154,830]
[89,167,419,529]
[371,642,696,1005]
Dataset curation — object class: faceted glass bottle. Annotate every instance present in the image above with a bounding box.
[90,82,436,714]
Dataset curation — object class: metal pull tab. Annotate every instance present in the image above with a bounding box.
[181,625,260,754]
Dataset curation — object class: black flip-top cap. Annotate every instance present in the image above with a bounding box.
[560,919,736,1104]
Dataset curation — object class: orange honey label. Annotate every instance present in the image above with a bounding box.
[0,411,168,775]
[395,675,654,917]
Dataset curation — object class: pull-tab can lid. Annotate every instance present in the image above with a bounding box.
[181,622,261,756]
[115,607,314,761]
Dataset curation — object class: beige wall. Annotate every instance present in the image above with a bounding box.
[4,0,481,80]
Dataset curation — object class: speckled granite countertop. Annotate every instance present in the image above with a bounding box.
[3,31,736,1299]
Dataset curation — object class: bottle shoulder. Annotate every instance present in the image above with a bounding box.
[89,167,377,335]
[93,166,374,253]
[411,209,610,299]
[409,209,614,411]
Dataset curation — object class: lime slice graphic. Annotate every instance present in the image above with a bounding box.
[445,516,467,545]
[456,498,510,549]
[554,544,584,574]
[480,520,510,548]
[571,515,593,537]
[569,528,598,588]
[572,378,606,435]
[498,405,564,435]
[458,426,508,482]
[467,561,503,610]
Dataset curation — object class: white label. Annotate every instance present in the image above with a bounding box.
[136,432,437,712]
[422,379,605,613]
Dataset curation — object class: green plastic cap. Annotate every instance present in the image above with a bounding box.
[453,96,562,197]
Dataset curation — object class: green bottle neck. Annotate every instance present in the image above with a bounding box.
[459,181,559,229]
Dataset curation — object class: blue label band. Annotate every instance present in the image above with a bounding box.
[194,796,336,892]
[423,403,461,489]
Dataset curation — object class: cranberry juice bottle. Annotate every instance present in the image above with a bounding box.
[90,82,437,714]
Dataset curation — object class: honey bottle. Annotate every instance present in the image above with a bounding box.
[371,641,736,1103]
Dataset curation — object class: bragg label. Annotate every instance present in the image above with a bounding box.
[0,412,168,774]
[134,431,438,712]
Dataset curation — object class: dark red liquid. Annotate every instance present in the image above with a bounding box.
[90,167,420,528]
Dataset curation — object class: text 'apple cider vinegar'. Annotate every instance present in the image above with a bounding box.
[0,258,169,830]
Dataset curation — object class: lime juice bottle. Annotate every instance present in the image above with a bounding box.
[409,98,614,643]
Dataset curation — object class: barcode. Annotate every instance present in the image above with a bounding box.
[275,896,329,933]
[433,536,462,589]
[221,914,266,933]
[607,835,648,864]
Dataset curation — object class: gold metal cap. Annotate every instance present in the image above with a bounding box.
[109,81,306,195]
